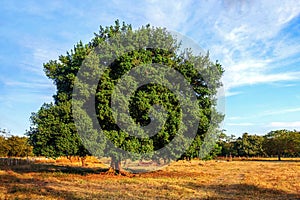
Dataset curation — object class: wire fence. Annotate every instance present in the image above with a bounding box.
[0,157,34,166]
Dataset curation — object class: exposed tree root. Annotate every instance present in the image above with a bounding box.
[101,167,135,177]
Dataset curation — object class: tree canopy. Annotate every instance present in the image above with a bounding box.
[218,129,300,160]
[27,20,224,171]
[263,129,300,160]
[0,132,33,157]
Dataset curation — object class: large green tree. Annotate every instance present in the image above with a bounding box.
[28,20,224,172]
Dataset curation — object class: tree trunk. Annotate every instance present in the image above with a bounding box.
[110,158,114,169]
[114,160,122,173]
[277,151,281,161]
[110,157,125,175]
[110,157,120,171]
[111,158,122,173]
[67,155,72,163]
[81,156,86,167]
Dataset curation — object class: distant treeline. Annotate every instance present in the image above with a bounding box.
[0,129,33,157]
[217,129,300,160]
[1,128,299,161]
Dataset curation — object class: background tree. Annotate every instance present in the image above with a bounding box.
[6,136,33,157]
[0,128,11,137]
[217,133,238,157]
[217,130,300,159]
[287,130,300,157]
[217,133,265,158]
[0,135,8,157]
[241,133,265,157]
[0,131,33,157]
[263,130,300,160]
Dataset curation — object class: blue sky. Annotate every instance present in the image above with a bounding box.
[0,0,300,136]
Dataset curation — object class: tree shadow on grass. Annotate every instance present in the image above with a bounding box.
[0,173,87,200]
[0,163,109,175]
[185,182,300,200]
[0,164,125,199]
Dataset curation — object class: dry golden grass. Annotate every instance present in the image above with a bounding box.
[0,157,299,199]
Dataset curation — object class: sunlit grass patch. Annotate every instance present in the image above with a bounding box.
[0,158,299,199]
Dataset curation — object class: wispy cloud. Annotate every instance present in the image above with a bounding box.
[226,107,300,122]
[215,1,300,40]
[118,0,300,94]
[224,91,243,97]
[142,0,193,30]
[3,80,53,90]
[269,121,300,128]
[227,116,243,120]
[8,0,300,95]
[0,93,53,105]
[202,1,300,92]
[224,69,300,91]
[262,107,300,116]
[227,122,256,126]
[1,1,59,19]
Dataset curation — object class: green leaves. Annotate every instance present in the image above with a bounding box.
[263,129,300,159]
[217,130,300,159]
[27,102,89,159]
[0,135,33,157]
[28,20,225,167]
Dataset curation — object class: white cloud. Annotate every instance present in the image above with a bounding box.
[224,69,300,92]
[141,0,193,31]
[227,122,255,126]
[225,107,300,122]
[3,80,52,89]
[202,1,300,93]
[227,116,243,120]
[2,0,66,20]
[224,90,243,97]
[127,0,300,95]
[269,121,300,128]
[216,1,300,39]
[0,93,53,105]
[10,1,300,95]
[262,107,300,116]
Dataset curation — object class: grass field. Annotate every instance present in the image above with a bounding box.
[0,157,299,199]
